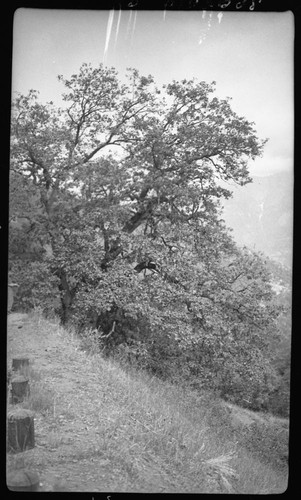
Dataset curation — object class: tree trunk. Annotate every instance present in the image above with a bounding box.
[58,270,73,323]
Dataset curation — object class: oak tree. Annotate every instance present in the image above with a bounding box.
[10,63,279,407]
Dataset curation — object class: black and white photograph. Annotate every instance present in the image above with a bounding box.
[6,4,293,494]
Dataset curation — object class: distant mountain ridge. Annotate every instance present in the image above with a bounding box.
[221,171,293,268]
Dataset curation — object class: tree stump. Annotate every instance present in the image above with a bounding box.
[10,375,30,404]
[7,409,35,452]
[12,357,30,374]
[7,469,40,491]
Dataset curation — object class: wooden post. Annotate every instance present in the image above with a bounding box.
[12,357,30,374]
[10,376,30,404]
[7,470,40,491]
[7,409,35,453]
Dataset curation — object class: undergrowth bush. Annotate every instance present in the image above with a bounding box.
[265,367,290,418]
[102,331,284,417]
[9,261,60,314]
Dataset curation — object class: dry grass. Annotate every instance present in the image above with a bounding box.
[78,356,237,492]
[232,448,288,494]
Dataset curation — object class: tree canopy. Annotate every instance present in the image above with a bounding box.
[10,63,283,410]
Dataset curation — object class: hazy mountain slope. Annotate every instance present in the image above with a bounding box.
[221,171,293,267]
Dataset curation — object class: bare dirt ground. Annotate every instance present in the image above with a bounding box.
[6,312,150,492]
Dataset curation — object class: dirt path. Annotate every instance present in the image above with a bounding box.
[6,312,152,492]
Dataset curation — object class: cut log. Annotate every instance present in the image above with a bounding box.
[10,376,30,404]
[7,469,40,491]
[7,409,35,453]
[12,357,30,373]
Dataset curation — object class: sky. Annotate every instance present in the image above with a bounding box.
[12,8,294,178]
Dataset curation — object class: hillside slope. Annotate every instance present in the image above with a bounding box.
[222,171,293,267]
[6,312,288,493]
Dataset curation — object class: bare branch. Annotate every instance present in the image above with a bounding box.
[99,321,116,339]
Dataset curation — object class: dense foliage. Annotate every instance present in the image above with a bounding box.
[9,63,290,413]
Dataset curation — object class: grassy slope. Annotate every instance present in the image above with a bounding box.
[7,311,288,493]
